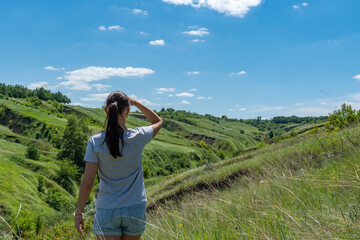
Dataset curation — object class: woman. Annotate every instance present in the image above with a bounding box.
[74,91,163,240]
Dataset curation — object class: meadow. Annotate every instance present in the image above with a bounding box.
[0,89,342,239]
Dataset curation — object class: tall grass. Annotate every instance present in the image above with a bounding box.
[7,126,359,239]
[143,126,360,239]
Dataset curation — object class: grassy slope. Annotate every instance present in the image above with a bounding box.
[0,97,336,239]
[0,139,76,231]
[0,97,262,234]
[17,121,359,239]
[1,97,261,177]
[144,126,360,240]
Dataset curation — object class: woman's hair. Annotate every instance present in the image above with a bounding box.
[102,91,129,158]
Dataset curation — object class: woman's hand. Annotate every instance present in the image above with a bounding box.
[74,214,85,237]
[128,96,137,106]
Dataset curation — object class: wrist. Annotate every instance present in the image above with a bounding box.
[75,208,83,215]
[73,212,83,220]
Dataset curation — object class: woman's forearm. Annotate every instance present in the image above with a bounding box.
[76,180,94,214]
[133,100,162,124]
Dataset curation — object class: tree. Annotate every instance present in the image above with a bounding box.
[268,130,274,139]
[26,143,40,160]
[326,103,359,132]
[56,159,80,193]
[57,114,90,167]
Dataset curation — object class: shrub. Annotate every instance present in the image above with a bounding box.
[290,130,297,137]
[37,175,45,193]
[15,211,37,238]
[45,188,63,211]
[143,164,151,179]
[199,140,208,148]
[26,143,40,160]
[255,142,267,149]
[309,125,319,135]
[217,150,225,160]
[35,215,44,234]
[326,103,359,132]
[25,96,43,107]
[56,159,79,194]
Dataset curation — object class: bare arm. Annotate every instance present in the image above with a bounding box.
[74,161,98,237]
[129,97,163,138]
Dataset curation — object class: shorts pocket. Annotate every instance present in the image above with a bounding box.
[126,205,146,233]
[94,209,114,228]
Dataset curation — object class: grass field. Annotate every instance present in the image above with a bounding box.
[0,97,336,239]
[2,119,357,239]
[143,126,360,239]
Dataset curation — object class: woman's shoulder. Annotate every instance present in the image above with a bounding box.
[89,131,105,142]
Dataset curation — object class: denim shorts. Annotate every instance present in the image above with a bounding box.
[92,202,147,236]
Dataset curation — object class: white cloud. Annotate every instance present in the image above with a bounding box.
[229,107,246,111]
[129,94,158,106]
[234,104,241,107]
[168,94,174,97]
[287,107,333,117]
[197,96,212,100]
[183,27,210,36]
[295,102,305,106]
[28,81,49,90]
[181,100,190,104]
[187,71,199,75]
[98,25,106,31]
[175,92,194,97]
[58,66,154,91]
[192,39,205,43]
[230,70,246,76]
[156,87,176,92]
[189,88,198,91]
[255,106,283,112]
[56,76,63,80]
[293,3,307,9]
[68,102,85,106]
[320,102,327,105]
[139,31,148,35]
[91,83,111,91]
[108,25,124,31]
[44,66,64,71]
[149,39,165,45]
[353,74,360,81]
[163,0,261,18]
[132,8,148,15]
[98,25,124,31]
[80,93,110,102]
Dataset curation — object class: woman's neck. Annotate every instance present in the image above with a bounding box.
[118,117,127,130]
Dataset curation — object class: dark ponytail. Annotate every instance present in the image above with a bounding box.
[102,91,129,158]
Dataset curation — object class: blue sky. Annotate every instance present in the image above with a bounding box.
[1,0,359,119]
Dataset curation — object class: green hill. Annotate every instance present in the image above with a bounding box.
[0,90,329,239]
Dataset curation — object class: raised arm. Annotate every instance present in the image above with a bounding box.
[129,97,163,138]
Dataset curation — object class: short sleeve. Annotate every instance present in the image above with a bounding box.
[137,126,154,146]
[84,138,98,163]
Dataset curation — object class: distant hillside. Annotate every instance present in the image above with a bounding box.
[0,86,328,238]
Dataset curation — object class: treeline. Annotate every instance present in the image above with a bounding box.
[272,116,328,124]
[0,83,71,103]
[157,108,328,127]
[243,115,328,131]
